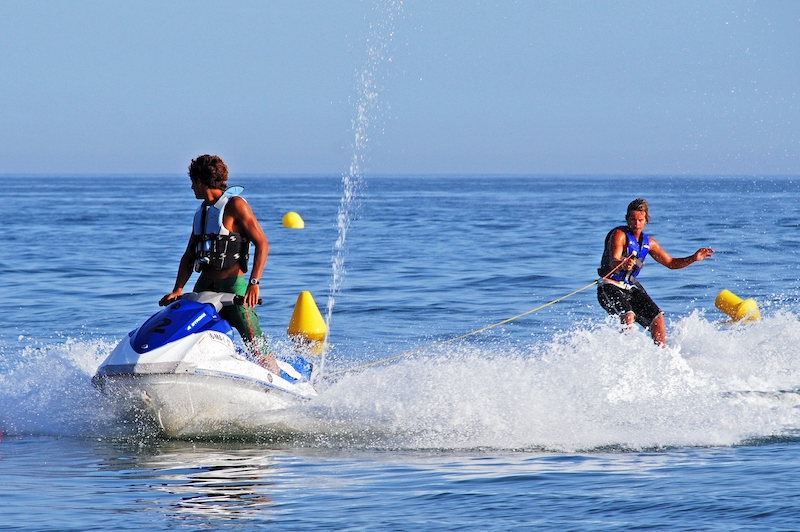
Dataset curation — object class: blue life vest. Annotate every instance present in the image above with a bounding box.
[598,225,650,285]
[192,187,250,273]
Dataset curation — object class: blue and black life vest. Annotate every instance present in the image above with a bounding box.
[598,225,649,285]
[192,187,250,273]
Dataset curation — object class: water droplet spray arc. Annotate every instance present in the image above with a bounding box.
[321,2,402,378]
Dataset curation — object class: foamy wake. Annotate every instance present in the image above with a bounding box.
[3,312,800,451]
[0,338,121,437]
[300,311,800,451]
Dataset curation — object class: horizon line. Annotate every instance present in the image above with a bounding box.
[2,172,799,179]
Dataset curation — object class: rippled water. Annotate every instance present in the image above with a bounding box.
[2,175,800,529]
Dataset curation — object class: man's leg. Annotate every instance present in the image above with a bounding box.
[598,284,636,327]
[221,296,280,374]
[630,284,665,347]
[649,314,666,347]
[196,275,281,374]
[622,310,636,329]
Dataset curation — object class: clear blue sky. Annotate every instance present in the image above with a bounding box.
[0,1,797,175]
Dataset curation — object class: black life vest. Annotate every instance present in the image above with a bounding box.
[192,189,250,273]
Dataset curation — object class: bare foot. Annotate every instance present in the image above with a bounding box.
[257,353,281,375]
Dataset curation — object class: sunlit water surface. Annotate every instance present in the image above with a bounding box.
[2,175,800,530]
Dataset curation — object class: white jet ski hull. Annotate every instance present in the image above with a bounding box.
[99,372,308,438]
[93,292,317,438]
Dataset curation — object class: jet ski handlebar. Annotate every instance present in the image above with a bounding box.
[170,292,262,311]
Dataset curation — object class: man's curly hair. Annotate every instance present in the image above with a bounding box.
[188,154,228,190]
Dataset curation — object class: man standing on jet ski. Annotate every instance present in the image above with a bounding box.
[597,198,714,347]
[160,154,280,374]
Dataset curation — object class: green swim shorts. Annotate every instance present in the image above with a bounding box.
[193,275,266,347]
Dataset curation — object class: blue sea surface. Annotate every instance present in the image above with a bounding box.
[2,175,800,530]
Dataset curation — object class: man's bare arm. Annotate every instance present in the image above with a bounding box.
[159,235,198,306]
[607,229,639,271]
[229,197,269,307]
[648,238,714,270]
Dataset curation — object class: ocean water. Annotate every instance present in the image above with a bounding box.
[2,175,800,530]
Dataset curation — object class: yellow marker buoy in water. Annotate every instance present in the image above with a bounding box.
[287,291,326,354]
[282,211,304,229]
[715,289,760,322]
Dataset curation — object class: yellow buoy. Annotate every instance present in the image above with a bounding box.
[282,211,304,229]
[715,289,760,322]
[287,291,326,354]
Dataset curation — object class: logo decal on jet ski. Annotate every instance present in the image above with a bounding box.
[187,312,208,331]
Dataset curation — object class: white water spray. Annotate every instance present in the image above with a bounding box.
[321,2,403,377]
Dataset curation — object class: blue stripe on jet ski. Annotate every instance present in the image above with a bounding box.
[190,368,315,400]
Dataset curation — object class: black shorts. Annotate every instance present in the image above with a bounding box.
[597,282,662,329]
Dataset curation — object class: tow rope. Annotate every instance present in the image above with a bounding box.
[325,258,631,378]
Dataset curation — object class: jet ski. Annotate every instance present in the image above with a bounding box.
[92,292,317,438]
